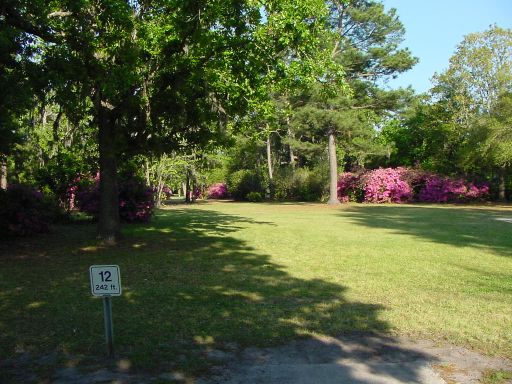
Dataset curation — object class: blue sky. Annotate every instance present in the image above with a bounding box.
[381,0,512,94]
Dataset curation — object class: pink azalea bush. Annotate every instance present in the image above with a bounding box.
[363,167,412,203]
[338,168,489,204]
[337,172,363,202]
[162,186,173,199]
[207,182,228,199]
[418,175,489,203]
[75,175,155,223]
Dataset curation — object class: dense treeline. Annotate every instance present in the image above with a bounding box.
[1,1,511,240]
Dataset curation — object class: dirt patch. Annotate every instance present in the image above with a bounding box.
[2,334,511,383]
[198,334,512,384]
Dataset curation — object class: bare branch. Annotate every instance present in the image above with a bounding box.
[1,5,57,42]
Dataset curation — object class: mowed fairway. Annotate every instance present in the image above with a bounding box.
[1,201,511,374]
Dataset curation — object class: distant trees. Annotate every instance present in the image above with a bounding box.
[433,26,512,200]
[291,0,417,204]
[382,25,512,200]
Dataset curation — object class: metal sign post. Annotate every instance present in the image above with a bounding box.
[89,265,122,357]
[103,296,114,356]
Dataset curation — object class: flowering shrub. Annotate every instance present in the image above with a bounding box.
[119,179,156,222]
[75,175,155,223]
[418,175,489,203]
[65,176,85,211]
[0,184,60,237]
[162,186,173,199]
[193,187,202,200]
[74,174,100,217]
[207,183,228,199]
[337,172,364,203]
[337,168,489,204]
[364,168,412,203]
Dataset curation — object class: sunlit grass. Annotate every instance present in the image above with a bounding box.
[0,201,511,379]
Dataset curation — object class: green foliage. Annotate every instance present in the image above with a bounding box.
[246,191,263,202]
[227,136,267,173]
[274,167,328,201]
[0,13,37,155]
[379,97,462,174]
[476,92,512,169]
[32,152,91,207]
[227,169,265,200]
[430,26,512,174]
[432,25,512,123]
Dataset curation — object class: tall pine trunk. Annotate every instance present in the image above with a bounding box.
[96,90,119,244]
[266,133,273,181]
[266,132,275,199]
[327,131,340,205]
[287,126,296,168]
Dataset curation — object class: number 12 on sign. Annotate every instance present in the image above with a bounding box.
[90,265,122,297]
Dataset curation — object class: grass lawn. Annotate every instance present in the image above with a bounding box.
[1,201,511,378]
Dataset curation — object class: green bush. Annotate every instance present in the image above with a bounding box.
[227,169,264,200]
[274,167,327,201]
[246,191,263,202]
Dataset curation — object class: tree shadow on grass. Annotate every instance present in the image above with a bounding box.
[341,204,512,257]
[0,207,439,383]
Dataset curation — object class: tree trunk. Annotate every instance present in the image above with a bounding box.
[185,170,191,203]
[498,167,507,202]
[266,133,273,181]
[97,94,120,244]
[191,177,197,203]
[0,154,7,190]
[327,131,340,205]
[144,159,151,186]
[155,180,163,208]
[287,123,296,168]
[52,108,63,143]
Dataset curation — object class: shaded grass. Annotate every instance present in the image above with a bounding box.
[0,201,511,380]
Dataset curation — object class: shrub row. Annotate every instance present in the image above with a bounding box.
[338,167,490,203]
[74,175,155,223]
[222,167,328,201]
[0,184,62,237]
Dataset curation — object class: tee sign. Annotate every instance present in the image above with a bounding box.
[89,265,122,297]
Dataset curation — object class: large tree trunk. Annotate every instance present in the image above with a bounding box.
[97,93,120,244]
[327,131,340,205]
[498,166,507,202]
[0,154,7,190]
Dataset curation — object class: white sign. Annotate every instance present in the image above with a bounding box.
[89,265,122,297]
